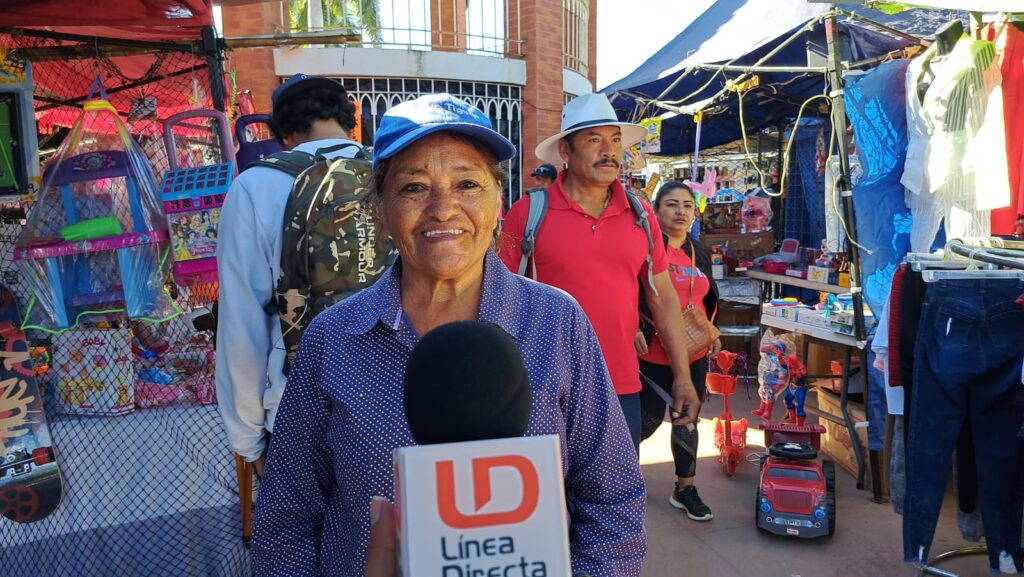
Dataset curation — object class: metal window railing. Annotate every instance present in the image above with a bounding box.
[562,0,588,76]
[287,0,523,57]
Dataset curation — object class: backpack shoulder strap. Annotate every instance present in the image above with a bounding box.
[312,142,368,161]
[250,150,317,178]
[624,191,659,296]
[518,187,550,278]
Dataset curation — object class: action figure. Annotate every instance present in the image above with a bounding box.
[752,341,787,425]
[780,354,808,426]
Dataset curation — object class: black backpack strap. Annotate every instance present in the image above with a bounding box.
[624,191,659,296]
[250,150,317,178]
[312,142,368,161]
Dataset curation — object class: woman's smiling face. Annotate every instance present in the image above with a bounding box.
[378,131,502,283]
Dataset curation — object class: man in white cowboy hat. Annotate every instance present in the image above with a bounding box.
[499,92,700,452]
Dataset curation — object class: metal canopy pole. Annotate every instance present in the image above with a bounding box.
[202,26,226,113]
[823,14,884,503]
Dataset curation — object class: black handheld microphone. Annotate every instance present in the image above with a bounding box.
[395,321,571,576]
[403,320,532,445]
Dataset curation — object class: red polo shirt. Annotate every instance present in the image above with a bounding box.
[498,171,669,395]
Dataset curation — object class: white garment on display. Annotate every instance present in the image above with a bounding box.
[902,37,1007,252]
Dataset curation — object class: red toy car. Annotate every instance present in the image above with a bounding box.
[755,424,835,538]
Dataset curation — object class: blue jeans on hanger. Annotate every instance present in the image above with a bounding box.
[903,279,1024,573]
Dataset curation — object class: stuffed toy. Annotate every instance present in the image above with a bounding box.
[780,354,808,426]
[753,341,787,425]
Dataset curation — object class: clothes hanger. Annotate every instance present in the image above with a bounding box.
[905,251,996,272]
[916,20,965,101]
[934,20,964,56]
[922,268,1024,282]
[947,239,1024,271]
[920,242,1024,281]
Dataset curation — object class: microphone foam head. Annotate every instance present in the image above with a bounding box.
[403,320,532,445]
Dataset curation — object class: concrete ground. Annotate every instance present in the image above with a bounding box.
[638,389,991,577]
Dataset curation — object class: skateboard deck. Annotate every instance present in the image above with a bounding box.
[0,285,63,523]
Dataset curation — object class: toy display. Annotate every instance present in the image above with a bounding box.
[161,163,231,286]
[12,92,176,330]
[756,423,835,538]
[53,326,135,416]
[684,167,717,203]
[0,51,41,200]
[741,194,773,233]
[706,350,749,477]
[127,312,217,409]
[752,341,788,426]
[701,202,741,233]
[780,354,809,426]
[0,285,63,523]
[163,108,236,173]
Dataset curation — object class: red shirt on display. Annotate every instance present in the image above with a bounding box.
[986,22,1024,232]
[499,171,669,396]
[641,243,712,366]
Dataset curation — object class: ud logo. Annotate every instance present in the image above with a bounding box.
[436,455,539,529]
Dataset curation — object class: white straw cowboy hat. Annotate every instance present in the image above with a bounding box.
[535,93,648,166]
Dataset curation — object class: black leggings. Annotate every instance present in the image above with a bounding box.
[639,358,708,479]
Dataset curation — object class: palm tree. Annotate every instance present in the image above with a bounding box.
[289,0,382,44]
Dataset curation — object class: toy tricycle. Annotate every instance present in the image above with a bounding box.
[706,351,749,477]
[756,423,835,538]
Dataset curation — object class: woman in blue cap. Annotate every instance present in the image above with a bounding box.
[252,94,645,577]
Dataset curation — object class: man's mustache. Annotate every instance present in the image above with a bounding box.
[594,159,620,168]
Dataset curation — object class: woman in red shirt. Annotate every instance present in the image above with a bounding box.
[636,180,720,521]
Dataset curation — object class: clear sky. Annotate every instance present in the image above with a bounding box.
[596,0,717,90]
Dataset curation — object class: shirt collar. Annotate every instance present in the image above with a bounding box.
[547,169,629,218]
[341,250,521,341]
[290,137,357,155]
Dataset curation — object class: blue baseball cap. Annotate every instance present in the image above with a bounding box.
[272,73,347,109]
[531,163,557,180]
[372,93,516,170]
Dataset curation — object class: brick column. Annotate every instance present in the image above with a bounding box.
[520,0,565,171]
[221,0,286,114]
[430,0,468,52]
[587,0,598,89]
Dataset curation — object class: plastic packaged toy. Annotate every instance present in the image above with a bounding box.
[741,194,773,233]
[0,51,41,199]
[13,89,177,330]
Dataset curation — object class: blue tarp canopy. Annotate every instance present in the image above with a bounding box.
[602,1,966,156]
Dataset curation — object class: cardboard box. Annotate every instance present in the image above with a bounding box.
[806,343,843,375]
[702,231,776,259]
[814,389,886,495]
[807,265,830,284]
[795,308,833,330]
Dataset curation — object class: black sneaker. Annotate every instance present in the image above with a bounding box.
[669,484,713,521]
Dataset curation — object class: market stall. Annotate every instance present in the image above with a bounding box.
[0,4,246,577]
[606,1,1024,574]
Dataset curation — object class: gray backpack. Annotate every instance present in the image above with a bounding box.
[516,186,659,294]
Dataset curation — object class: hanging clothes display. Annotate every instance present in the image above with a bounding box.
[902,36,1010,251]
[985,21,1024,234]
[901,275,1024,573]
